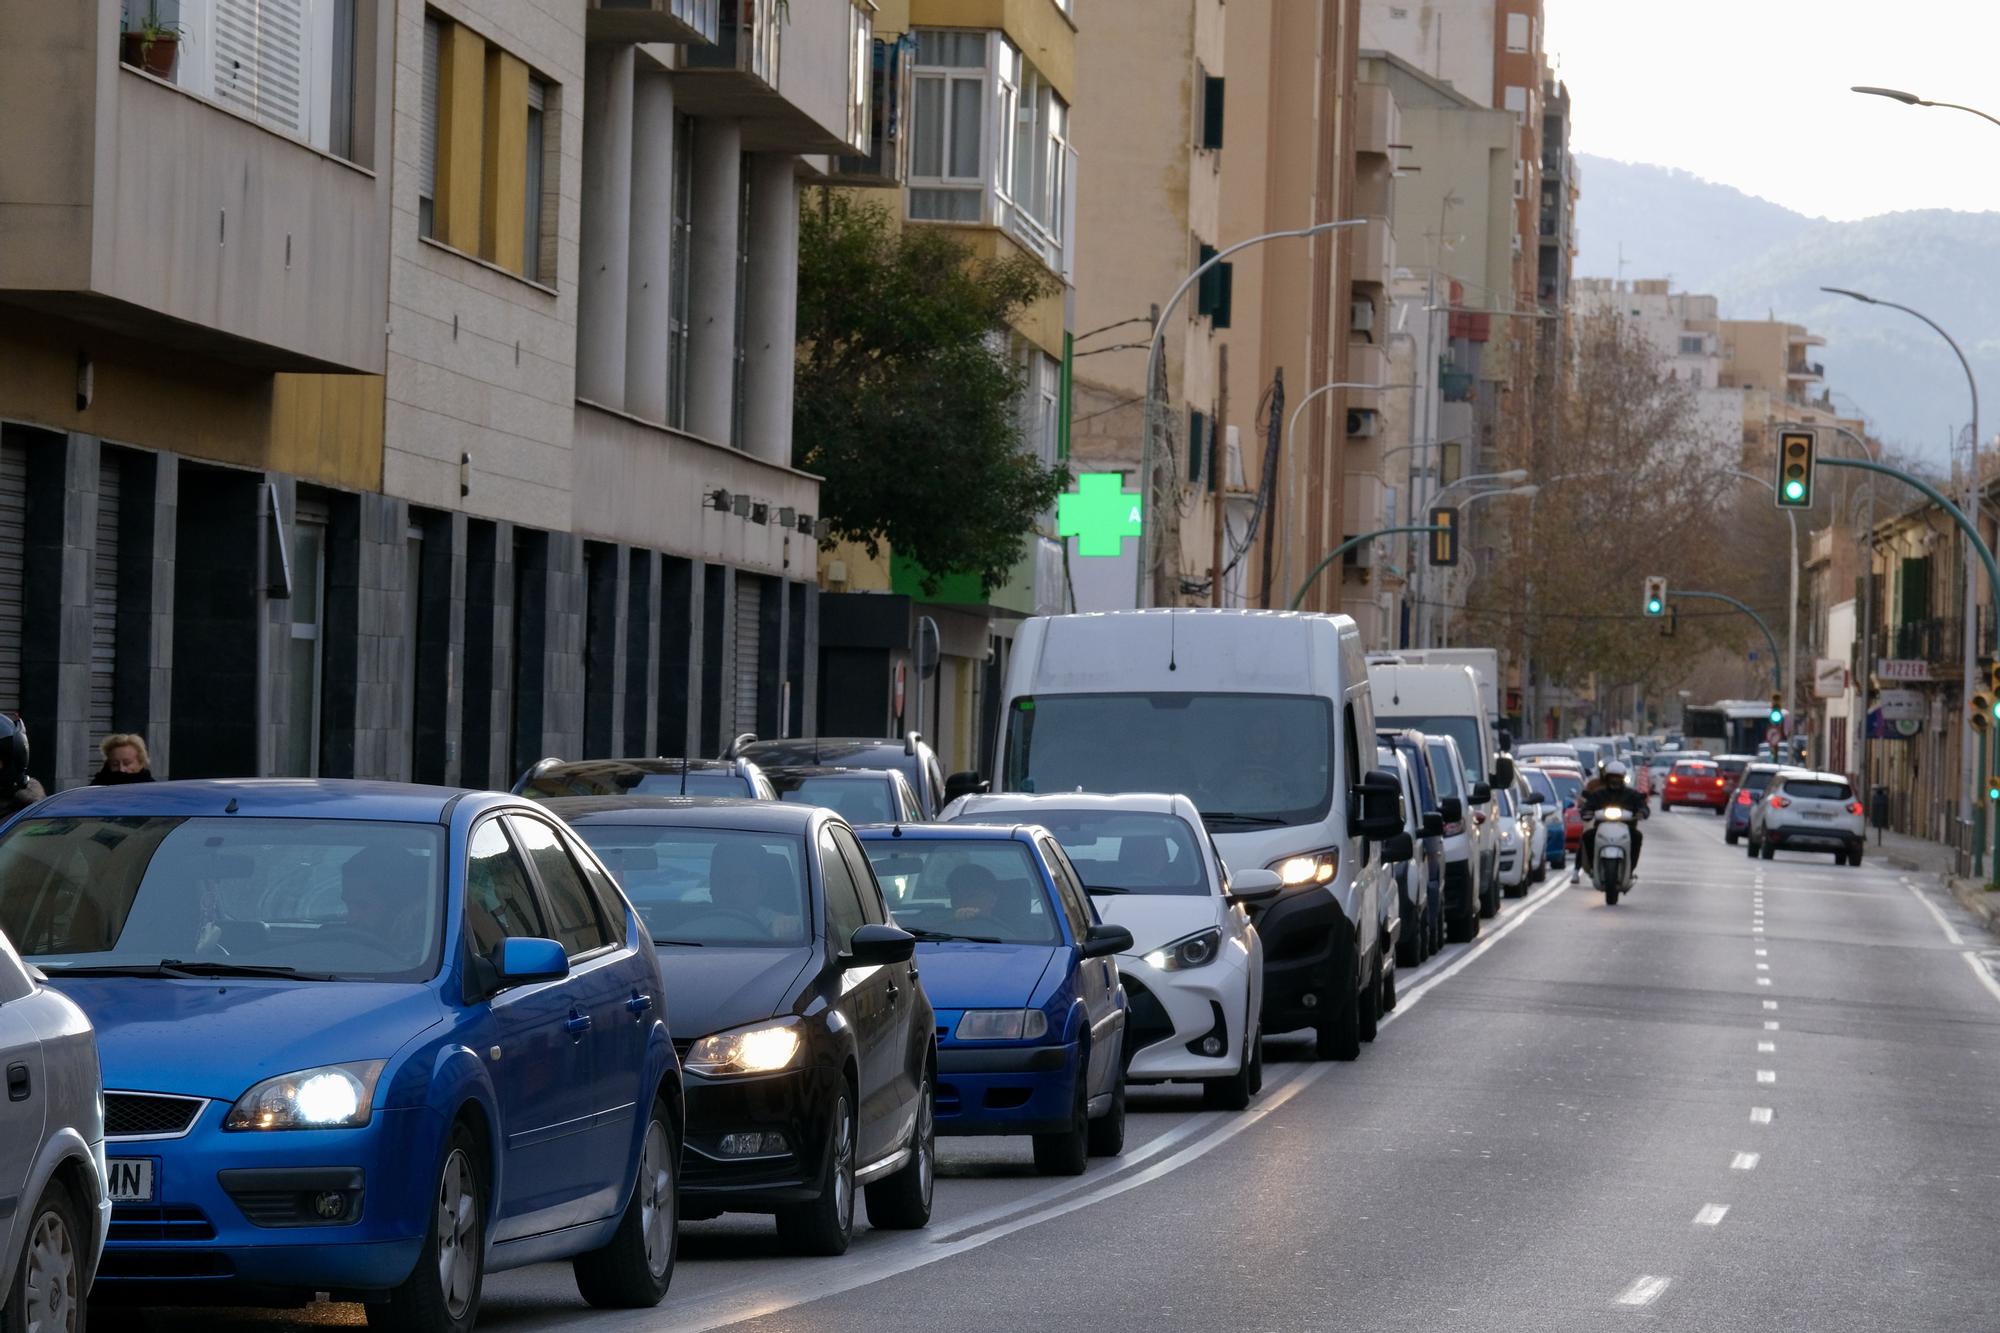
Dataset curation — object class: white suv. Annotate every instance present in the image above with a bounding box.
[1748,769,1867,866]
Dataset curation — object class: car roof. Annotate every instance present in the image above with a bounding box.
[740,738,929,765]
[951,791,1189,818]
[1671,757,1717,766]
[546,796,820,831]
[534,757,742,775]
[22,778,477,823]
[761,766,888,781]
[1771,769,1849,785]
[1743,762,1786,774]
[854,821,1044,844]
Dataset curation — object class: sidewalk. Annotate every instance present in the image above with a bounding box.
[1867,826,2000,939]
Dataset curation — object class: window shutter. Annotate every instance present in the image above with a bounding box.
[214,0,309,137]
[420,17,440,203]
[1188,409,1206,485]
[1213,261,1233,330]
[1202,74,1225,150]
[1196,243,1218,317]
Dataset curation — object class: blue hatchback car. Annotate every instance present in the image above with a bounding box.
[0,780,681,1332]
[854,824,1131,1176]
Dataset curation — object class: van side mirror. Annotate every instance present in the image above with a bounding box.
[1380,831,1414,862]
[1080,923,1134,959]
[1491,755,1517,788]
[1438,797,1463,824]
[945,771,989,802]
[1470,782,1493,804]
[1422,811,1445,838]
[1350,768,1405,840]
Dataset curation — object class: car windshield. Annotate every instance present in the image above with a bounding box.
[1672,763,1716,777]
[1548,772,1583,805]
[861,840,1060,944]
[1742,770,1779,792]
[776,777,894,824]
[1004,693,1334,827]
[568,825,808,946]
[1382,714,1481,787]
[969,809,1208,897]
[522,765,748,800]
[1783,780,1852,802]
[1426,743,1464,799]
[0,817,445,981]
[1522,770,1556,803]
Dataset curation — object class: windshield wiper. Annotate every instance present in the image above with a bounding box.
[904,928,1004,945]
[157,960,338,981]
[1202,812,1286,827]
[651,938,708,947]
[37,963,177,978]
[1081,884,1130,895]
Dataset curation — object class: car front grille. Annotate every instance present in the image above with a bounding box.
[105,1092,205,1139]
[109,1205,216,1243]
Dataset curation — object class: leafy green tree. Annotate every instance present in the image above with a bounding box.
[795,193,1066,596]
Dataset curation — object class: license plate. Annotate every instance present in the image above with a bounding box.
[1803,812,1833,821]
[107,1158,156,1204]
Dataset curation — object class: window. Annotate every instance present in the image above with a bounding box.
[1040,839,1094,937]
[1188,409,1207,487]
[828,825,888,925]
[818,829,869,949]
[419,15,441,238]
[568,824,807,947]
[667,112,695,429]
[1505,11,1530,52]
[1503,84,1529,124]
[909,30,988,222]
[510,816,615,956]
[1679,335,1705,355]
[284,497,328,778]
[1200,72,1225,150]
[418,12,554,283]
[859,838,1059,944]
[1195,243,1233,328]
[523,78,547,283]
[465,819,549,959]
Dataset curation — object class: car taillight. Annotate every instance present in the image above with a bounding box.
[1847,800,1864,816]
[1715,778,1726,788]
[1768,794,1790,808]
[1736,791,1752,805]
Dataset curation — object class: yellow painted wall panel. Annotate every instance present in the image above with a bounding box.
[436,21,487,255]
[909,0,1075,100]
[481,50,529,273]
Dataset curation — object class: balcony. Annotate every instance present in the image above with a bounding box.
[677,0,871,156]
[0,0,388,374]
[1348,215,1393,291]
[1788,360,1825,381]
[588,0,720,44]
[828,33,912,187]
[1354,79,1397,158]
[1346,343,1391,411]
[1892,616,1961,669]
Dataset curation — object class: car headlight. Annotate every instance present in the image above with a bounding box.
[1144,927,1223,972]
[953,1009,1050,1041]
[225,1061,387,1131]
[1270,849,1339,886]
[685,1021,804,1076]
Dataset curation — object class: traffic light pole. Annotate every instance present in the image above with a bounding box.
[1664,590,1783,692]
[1820,455,2000,882]
[1291,525,1447,611]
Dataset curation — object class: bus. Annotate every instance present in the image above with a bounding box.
[1683,700,1772,756]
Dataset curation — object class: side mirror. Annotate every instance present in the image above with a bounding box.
[1470,782,1493,805]
[844,922,916,967]
[1080,923,1134,959]
[1438,796,1463,824]
[1497,728,1515,753]
[1524,791,1545,805]
[1421,810,1445,838]
[1350,767,1405,841]
[1380,831,1415,862]
[1491,755,1517,788]
[494,937,569,985]
[944,770,989,802]
[1225,868,1283,906]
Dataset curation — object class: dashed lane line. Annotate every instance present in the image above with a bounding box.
[1615,1276,1671,1307]
[1693,1204,1729,1227]
[1751,1107,1773,1124]
[1730,1152,1760,1171]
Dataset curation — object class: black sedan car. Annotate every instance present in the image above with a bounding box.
[733,735,951,816]
[549,797,934,1255]
[516,757,776,801]
[766,765,925,825]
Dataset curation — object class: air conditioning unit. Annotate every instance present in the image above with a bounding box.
[1347,408,1380,438]
[1350,299,1375,334]
[1345,536,1373,569]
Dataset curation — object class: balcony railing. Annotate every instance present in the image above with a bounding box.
[587,0,720,45]
[1892,616,1961,667]
[684,0,781,87]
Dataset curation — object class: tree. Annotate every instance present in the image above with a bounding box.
[795,192,1066,596]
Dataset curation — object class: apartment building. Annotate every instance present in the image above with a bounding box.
[1065,0,1226,612]
[815,0,1077,776]
[0,0,868,790]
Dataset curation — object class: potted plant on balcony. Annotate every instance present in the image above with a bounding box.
[120,4,181,79]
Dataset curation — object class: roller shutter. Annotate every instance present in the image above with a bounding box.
[91,456,121,745]
[733,575,761,736]
[0,441,24,714]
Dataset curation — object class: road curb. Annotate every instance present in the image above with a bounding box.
[1947,875,2000,941]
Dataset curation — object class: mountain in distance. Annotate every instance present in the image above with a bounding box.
[1574,154,2000,466]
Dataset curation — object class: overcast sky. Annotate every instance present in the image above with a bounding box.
[1543,0,2000,221]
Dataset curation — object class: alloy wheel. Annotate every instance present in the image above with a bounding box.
[832,1096,856,1229]
[639,1118,675,1277]
[23,1205,78,1333]
[437,1147,480,1320]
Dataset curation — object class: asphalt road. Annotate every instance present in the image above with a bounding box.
[137,808,2000,1332]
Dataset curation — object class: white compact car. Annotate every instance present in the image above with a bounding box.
[1492,786,1528,894]
[0,928,109,1333]
[1747,769,1867,865]
[942,792,1273,1108]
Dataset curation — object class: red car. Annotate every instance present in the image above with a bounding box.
[1530,763,1588,852]
[1662,759,1730,814]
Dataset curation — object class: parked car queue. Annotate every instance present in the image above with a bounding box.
[0,635,1566,1332]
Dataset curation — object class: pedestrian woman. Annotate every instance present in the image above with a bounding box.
[91,733,155,785]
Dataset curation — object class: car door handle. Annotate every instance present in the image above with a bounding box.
[6,1063,28,1102]
[565,1012,593,1037]
[626,992,654,1016]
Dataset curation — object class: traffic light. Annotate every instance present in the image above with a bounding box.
[1975,695,1994,734]
[1986,658,2000,697]
[1643,576,1667,617]
[1988,775,2000,804]
[1768,693,1784,725]
[1775,429,1816,509]
[1428,507,1459,567]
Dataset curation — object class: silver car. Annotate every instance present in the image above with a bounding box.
[0,928,108,1333]
[1748,769,1867,866]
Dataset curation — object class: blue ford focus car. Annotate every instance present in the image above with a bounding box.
[0,781,681,1332]
[855,824,1131,1175]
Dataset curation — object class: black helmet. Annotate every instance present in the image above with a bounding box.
[0,714,27,795]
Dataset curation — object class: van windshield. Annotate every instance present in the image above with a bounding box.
[1004,694,1334,828]
[1381,714,1483,787]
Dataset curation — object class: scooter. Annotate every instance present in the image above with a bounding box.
[1588,805,1636,905]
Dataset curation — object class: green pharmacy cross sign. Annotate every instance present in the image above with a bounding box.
[1058,472,1142,557]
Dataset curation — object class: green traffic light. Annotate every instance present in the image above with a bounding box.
[1782,479,1806,501]
[1988,782,2000,802]
[1768,709,1783,724]
[1646,598,1663,615]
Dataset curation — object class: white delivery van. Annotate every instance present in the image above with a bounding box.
[1367,659,1516,924]
[994,610,1405,1062]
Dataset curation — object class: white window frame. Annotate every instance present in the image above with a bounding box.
[1504,11,1530,53]
[1503,84,1529,126]
[908,29,991,224]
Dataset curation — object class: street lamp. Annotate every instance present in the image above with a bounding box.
[1276,380,1416,607]
[1822,284,1982,853]
[1852,85,2000,129]
[1135,218,1367,606]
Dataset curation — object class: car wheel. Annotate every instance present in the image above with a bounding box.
[1032,1052,1091,1176]
[1726,831,1738,845]
[864,1073,935,1229]
[1395,914,1421,969]
[371,1122,485,1333]
[1087,1046,1127,1158]
[1746,838,1759,859]
[1315,971,1362,1062]
[777,1091,857,1255]
[1504,872,1528,900]
[1203,1024,1254,1111]
[1381,951,1399,1013]
[2,1180,85,1333]
[1246,1021,1265,1096]
[574,1099,678,1308]
[1714,805,1726,817]
[1358,947,1381,1044]
[1850,846,1864,867]
[1760,840,1776,861]
[1661,802,1672,812]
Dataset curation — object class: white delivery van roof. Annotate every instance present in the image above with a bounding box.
[1011,609,1362,697]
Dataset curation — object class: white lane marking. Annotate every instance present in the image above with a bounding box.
[1616,1276,1671,1307]
[1755,948,1768,957]
[1756,977,1772,987]
[1757,1070,1777,1084]
[1731,1152,1760,1170]
[1763,1000,1778,1010]
[1751,1107,1773,1124]
[1693,1204,1729,1227]
[1904,881,1965,947]
[1961,950,2000,1007]
[1758,1041,1775,1053]
[1764,1021,1780,1031]
[1756,962,1770,971]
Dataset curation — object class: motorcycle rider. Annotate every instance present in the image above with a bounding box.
[0,714,45,814]
[1574,760,1646,881]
